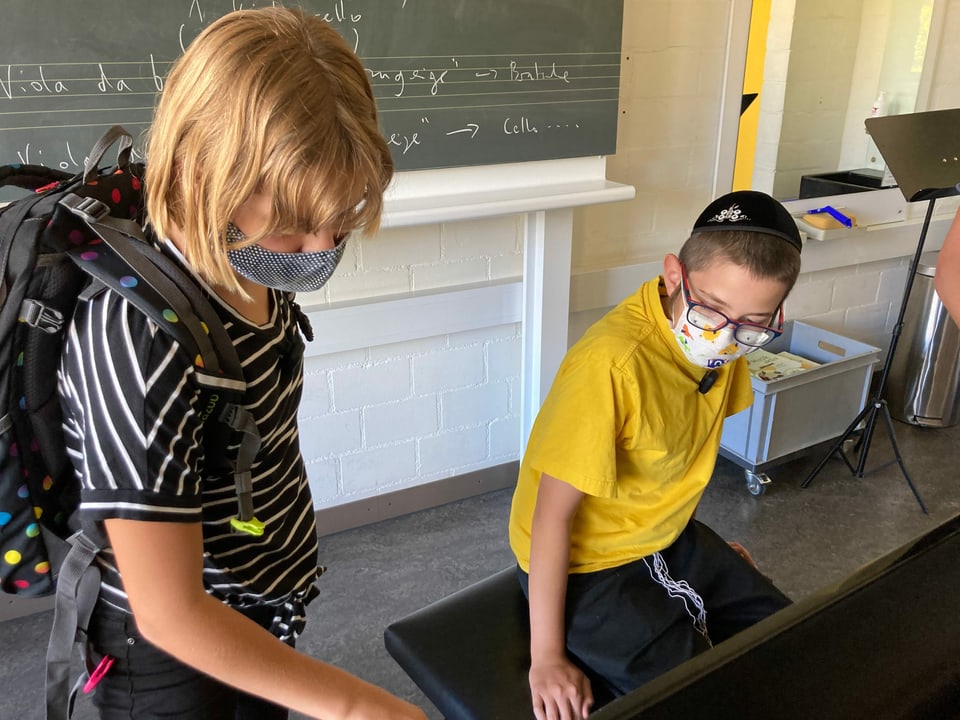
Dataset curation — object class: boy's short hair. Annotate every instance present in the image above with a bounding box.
[145,7,393,293]
[679,190,802,290]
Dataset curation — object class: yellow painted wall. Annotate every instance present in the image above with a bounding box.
[733,0,771,190]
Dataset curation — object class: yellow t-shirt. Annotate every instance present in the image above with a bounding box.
[509,276,754,574]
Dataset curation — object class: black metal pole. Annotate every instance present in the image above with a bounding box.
[873,198,937,398]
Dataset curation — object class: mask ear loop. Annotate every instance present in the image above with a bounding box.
[225,222,247,245]
[671,274,689,329]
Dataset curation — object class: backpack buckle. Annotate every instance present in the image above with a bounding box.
[60,193,110,223]
[230,516,265,537]
[19,299,65,333]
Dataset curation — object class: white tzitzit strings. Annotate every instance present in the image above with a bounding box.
[643,552,713,647]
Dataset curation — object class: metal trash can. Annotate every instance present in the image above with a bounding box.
[886,251,960,427]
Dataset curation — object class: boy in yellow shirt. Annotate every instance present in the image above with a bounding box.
[509,190,802,720]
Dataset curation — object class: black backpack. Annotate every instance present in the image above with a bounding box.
[0,126,264,719]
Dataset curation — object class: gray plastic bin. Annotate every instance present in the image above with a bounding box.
[719,321,881,494]
[886,251,960,427]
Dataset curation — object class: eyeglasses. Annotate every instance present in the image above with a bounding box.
[679,265,783,347]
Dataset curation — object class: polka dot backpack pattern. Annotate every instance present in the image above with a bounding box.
[0,126,248,598]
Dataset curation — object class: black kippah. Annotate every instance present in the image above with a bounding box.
[691,190,802,253]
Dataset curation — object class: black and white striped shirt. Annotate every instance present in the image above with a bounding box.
[59,249,320,641]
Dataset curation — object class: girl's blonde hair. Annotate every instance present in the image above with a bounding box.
[145,6,393,293]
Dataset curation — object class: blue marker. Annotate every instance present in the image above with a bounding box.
[806,205,853,227]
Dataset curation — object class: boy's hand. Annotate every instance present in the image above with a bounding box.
[529,657,594,720]
[728,541,759,569]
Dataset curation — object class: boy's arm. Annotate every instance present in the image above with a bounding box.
[105,518,426,720]
[527,473,594,720]
[934,206,960,325]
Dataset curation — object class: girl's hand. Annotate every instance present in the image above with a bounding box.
[341,683,428,720]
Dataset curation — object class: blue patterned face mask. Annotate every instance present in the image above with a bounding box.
[225,223,346,293]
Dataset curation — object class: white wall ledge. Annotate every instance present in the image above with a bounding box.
[382,156,634,228]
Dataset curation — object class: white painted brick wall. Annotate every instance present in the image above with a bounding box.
[340,442,418,493]
[418,426,489,478]
[786,257,912,352]
[369,335,446,363]
[442,383,510,430]
[300,324,522,509]
[487,335,522,383]
[304,457,339,505]
[332,358,411,410]
[298,369,332,419]
[442,215,523,264]
[783,277,834,318]
[320,267,410,303]
[361,224,441,270]
[413,346,485,394]
[490,415,522,459]
[299,410,363,483]
[363,396,439,447]
[412,258,489,290]
[832,271,880,308]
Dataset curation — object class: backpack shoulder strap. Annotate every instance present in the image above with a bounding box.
[60,195,265,538]
[44,531,100,720]
[60,193,240,382]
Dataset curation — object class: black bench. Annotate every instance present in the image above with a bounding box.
[384,566,616,720]
[384,567,533,720]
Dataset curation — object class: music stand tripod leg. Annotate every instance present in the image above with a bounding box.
[801,402,872,488]
[878,399,929,513]
[853,401,885,477]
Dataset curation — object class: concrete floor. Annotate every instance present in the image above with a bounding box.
[2,417,959,719]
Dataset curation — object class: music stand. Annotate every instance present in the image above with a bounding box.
[801,108,960,511]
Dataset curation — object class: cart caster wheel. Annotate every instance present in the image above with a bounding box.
[841,437,859,458]
[745,471,771,496]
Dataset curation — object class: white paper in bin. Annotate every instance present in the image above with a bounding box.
[719,321,882,471]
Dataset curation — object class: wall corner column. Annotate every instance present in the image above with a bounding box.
[520,207,574,449]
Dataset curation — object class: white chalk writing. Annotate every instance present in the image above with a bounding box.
[509,61,570,83]
[504,116,538,135]
[447,123,479,138]
[386,131,421,154]
[0,0,620,171]
[14,139,144,170]
[0,65,70,98]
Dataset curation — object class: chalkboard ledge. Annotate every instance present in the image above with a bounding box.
[383,157,635,229]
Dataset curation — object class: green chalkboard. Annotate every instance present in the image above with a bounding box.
[0,0,623,173]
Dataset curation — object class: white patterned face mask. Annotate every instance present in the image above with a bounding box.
[670,311,749,369]
[225,223,346,293]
